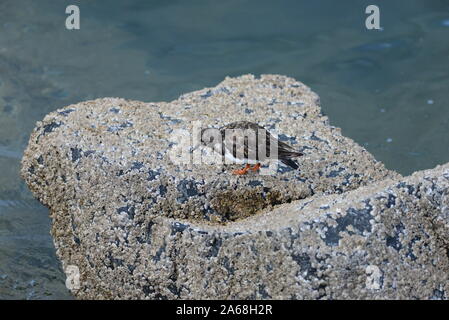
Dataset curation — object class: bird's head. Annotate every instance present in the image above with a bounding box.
[191,127,222,152]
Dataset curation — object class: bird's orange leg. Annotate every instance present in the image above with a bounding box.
[250,163,261,172]
[233,164,251,175]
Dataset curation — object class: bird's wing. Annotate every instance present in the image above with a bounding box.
[220,122,302,160]
[222,126,268,160]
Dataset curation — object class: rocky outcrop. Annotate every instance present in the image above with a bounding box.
[21,75,449,299]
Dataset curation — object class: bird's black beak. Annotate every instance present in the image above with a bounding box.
[191,143,201,152]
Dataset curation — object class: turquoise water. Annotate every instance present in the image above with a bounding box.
[0,0,448,299]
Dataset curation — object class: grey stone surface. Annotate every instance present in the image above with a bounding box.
[21,74,449,299]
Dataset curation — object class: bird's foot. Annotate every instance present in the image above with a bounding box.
[232,164,251,175]
[250,163,261,172]
[232,164,261,175]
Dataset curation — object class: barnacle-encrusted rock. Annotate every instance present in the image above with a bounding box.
[21,75,449,299]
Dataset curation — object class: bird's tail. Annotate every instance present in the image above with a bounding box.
[280,150,303,159]
[281,158,299,169]
[279,149,303,169]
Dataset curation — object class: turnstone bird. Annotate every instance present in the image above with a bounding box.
[198,121,303,175]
